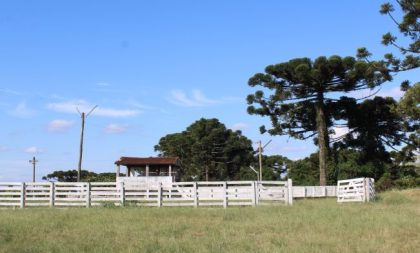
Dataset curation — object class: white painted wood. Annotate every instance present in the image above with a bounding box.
[157,182,162,207]
[193,182,198,208]
[0,197,21,201]
[20,183,25,208]
[86,183,91,208]
[116,164,120,179]
[0,203,20,206]
[0,192,21,196]
[0,180,291,208]
[337,178,374,203]
[255,182,260,206]
[223,182,227,208]
[287,179,293,205]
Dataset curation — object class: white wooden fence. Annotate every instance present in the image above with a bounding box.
[0,180,293,208]
[292,186,337,198]
[337,178,375,203]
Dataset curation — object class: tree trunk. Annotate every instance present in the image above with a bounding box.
[315,97,328,186]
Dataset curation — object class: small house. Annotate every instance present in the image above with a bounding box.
[115,156,181,183]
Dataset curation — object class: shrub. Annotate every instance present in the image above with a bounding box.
[376,173,394,192]
[394,176,420,189]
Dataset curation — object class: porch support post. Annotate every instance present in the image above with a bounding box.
[146,165,149,177]
[169,165,172,180]
[116,164,121,178]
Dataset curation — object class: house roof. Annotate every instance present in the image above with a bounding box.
[115,156,181,166]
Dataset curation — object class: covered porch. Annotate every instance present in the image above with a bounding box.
[114,156,181,182]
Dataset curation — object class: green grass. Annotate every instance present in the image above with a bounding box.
[0,189,419,253]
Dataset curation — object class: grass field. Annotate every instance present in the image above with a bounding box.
[0,189,419,253]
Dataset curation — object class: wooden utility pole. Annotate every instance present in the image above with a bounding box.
[77,105,97,182]
[257,140,272,181]
[29,156,38,182]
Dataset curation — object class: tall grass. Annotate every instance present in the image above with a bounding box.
[0,189,419,253]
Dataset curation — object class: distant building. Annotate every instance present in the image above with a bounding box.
[115,156,181,183]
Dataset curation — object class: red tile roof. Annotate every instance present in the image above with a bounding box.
[115,156,180,166]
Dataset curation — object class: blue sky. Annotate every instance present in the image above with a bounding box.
[0,0,416,181]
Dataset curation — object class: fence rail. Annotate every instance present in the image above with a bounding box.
[0,180,293,208]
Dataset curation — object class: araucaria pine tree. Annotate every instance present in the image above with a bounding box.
[247,56,390,185]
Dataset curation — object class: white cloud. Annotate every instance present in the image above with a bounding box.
[377,87,404,99]
[24,146,43,154]
[169,89,219,107]
[330,126,349,139]
[47,100,141,117]
[104,123,129,134]
[8,101,36,118]
[230,122,248,131]
[0,146,9,152]
[47,119,73,132]
[0,88,22,96]
[128,101,154,110]
[192,90,218,104]
[348,87,403,100]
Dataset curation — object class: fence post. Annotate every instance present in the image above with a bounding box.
[364,178,370,202]
[119,181,125,207]
[20,182,26,208]
[157,182,162,207]
[223,182,227,208]
[86,183,91,208]
[255,181,260,206]
[49,182,55,207]
[287,179,293,205]
[193,182,198,208]
[371,178,375,201]
[251,181,256,207]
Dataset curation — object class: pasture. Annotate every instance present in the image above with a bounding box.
[0,189,419,253]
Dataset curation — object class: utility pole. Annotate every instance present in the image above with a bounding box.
[29,156,38,183]
[77,105,97,182]
[257,140,272,181]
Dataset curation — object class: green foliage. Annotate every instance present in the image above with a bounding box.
[378,0,420,71]
[155,118,254,181]
[359,1,419,85]
[42,170,118,182]
[288,153,319,185]
[289,148,405,186]
[394,175,420,189]
[376,173,395,192]
[247,55,390,185]
[338,96,407,163]
[397,82,420,120]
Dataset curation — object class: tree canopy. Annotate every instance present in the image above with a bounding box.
[247,55,390,185]
[154,118,254,181]
[42,170,118,182]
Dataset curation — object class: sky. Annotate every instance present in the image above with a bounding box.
[0,0,417,181]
